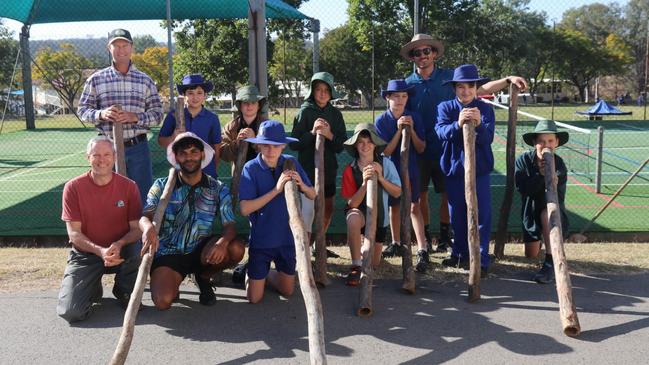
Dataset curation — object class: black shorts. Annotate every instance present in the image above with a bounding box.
[325,183,336,198]
[345,208,387,243]
[418,158,446,194]
[151,236,214,278]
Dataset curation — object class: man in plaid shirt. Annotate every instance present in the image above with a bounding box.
[78,28,163,204]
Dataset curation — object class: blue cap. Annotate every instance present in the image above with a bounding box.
[244,120,298,145]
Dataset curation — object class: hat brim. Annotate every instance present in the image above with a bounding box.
[177,81,214,95]
[381,85,415,99]
[522,131,570,147]
[166,133,215,170]
[442,77,491,86]
[308,79,342,100]
[244,136,298,145]
[400,39,445,61]
[343,128,387,157]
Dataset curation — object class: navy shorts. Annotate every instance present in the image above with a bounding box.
[388,168,421,206]
[247,245,296,280]
[418,158,446,194]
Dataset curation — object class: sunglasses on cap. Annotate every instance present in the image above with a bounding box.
[411,47,434,58]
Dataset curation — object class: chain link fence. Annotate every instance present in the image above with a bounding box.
[1,0,648,237]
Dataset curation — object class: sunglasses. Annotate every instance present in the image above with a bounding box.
[411,47,434,58]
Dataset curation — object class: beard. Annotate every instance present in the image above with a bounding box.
[179,159,202,174]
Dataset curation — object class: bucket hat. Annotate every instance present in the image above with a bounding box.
[235,85,266,111]
[177,74,214,94]
[381,79,415,98]
[522,120,570,147]
[400,33,445,61]
[166,132,215,170]
[442,64,490,86]
[344,123,387,157]
[307,72,342,100]
[244,120,298,145]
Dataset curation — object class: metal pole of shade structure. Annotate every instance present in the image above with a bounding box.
[643,18,648,120]
[310,19,320,74]
[166,0,175,105]
[371,22,375,120]
[20,25,35,130]
[551,20,556,121]
[595,126,604,193]
[413,0,419,73]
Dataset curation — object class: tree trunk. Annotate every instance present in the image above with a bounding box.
[400,127,415,294]
[542,148,581,337]
[283,159,328,364]
[494,84,519,259]
[358,174,377,317]
[313,134,329,286]
[463,123,481,303]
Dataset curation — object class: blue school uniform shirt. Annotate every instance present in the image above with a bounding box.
[374,109,425,176]
[238,154,313,249]
[435,98,495,178]
[405,68,455,161]
[159,107,222,178]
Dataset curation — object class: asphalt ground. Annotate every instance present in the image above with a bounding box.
[1,271,648,364]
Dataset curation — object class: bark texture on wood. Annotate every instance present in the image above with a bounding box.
[112,122,127,176]
[494,85,519,259]
[358,175,377,317]
[463,123,481,303]
[231,141,249,211]
[399,127,415,294]
[110,167,177,365]
[284,159,328,364]
[313,134,329,287]
[542,149,581,337]
[174,96,186,132]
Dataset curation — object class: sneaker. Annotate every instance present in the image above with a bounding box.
[382,243,403,258]
[415,250,430,273]
[232,262,247,285]
[112,287,131,309]
[312,247,341,259]
[441,255,469,269]
[435,236,453,253]
[533,262,555,284]
[345,266,362,286]
[194,274,217,306]
[480,267,489,279]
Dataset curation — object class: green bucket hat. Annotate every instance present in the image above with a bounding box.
[235,85,266,111]
[522,120,570,147]
[344,123,386,157]
[307,72,342,100]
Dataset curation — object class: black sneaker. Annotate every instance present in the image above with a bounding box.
[382,243,403,258]
[533,262,555,284]
[232,262,247,285]
[441,255,469,269]
[194,274,216,306]
[480,267,489,279]
[436,235,453,253]
[112,287,131,309]
[415,250,430,273]
[312,247,341,259]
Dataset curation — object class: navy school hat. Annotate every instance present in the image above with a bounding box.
[442,64,490,86]
[177,73,214,94]
[244,120,298,145]
[380,79,415,98]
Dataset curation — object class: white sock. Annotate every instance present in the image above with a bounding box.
[392,241,401,246]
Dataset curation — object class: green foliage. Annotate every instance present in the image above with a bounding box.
[132,34,159,54]
[32,43,93,112]
[132,47,169,98]
[622,0,649,93]
[0,21,19,89]
[268,36,311,106]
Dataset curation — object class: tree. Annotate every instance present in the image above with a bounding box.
[269,37,311,107]
[0,20,19,89]
[132,46,169,98]
[560,3,623,45]
[32,43,93,113]
[622,0,649,94]
[132,34,159,54]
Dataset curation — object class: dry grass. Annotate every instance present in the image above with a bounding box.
[1,243,647,293]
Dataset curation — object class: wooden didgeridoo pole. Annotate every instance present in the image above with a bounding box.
[462,123,481,303]
[358,174,378,317]
[313,133,329,287]
[109,97,186,365]
[284,159,327,365]
[112,104,127,176]
[493,84,519,259]
[542,148,581,337]
[231,140,249,210]
[400,126,416,294]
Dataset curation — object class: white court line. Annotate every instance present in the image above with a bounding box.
[490,182,649,187]
[482,99,592,134]
[4,167,80,179]
[0,149,86,182]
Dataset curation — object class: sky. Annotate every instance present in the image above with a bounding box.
[2,0,629,41]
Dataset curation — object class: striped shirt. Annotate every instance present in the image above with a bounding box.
[144,173,236,257]
[78,63,163,139]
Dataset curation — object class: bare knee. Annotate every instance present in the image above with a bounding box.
[152,291,175,311]
[228,239,246,264]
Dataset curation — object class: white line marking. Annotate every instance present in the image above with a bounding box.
[0,149,85,182]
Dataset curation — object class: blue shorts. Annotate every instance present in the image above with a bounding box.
[247,245,296,280]
[388,169,421,206]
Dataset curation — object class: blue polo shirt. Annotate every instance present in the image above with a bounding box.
[374,108,425,177]
[405,68,455,160]
[160,107,222,178]
[435,97,495,178]
[239,154,313,249]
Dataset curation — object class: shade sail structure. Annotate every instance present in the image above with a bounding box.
[0,0,307,25]
[576,100,632,116]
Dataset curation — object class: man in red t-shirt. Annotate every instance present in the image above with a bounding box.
[57,136,142,323]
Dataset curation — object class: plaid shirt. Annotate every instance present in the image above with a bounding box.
[78,63,163,139]
[144,173,235,257]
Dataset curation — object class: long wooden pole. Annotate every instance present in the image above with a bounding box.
[109,97,186,365]
[463,123,481,303]
[284,159,327,365]
[231,140,249,210]
[400,127,415,294]
[542,148,581,337]
[358,174,377,317]
[494,85,519,259]
[313,133,329,287]
[112,104,127,175]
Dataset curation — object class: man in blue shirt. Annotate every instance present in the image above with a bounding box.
[239,120,316,304]
[401,33,528,253]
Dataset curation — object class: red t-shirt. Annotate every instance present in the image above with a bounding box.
[341,164,358,199]
[61,172,142,248]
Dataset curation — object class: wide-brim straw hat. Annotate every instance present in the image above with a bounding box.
[166,132,215,170]
[344,123,386,157]
[400,33,445,61]
[522,120,570,146]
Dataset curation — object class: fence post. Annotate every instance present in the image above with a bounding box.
[595,126,604,194]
